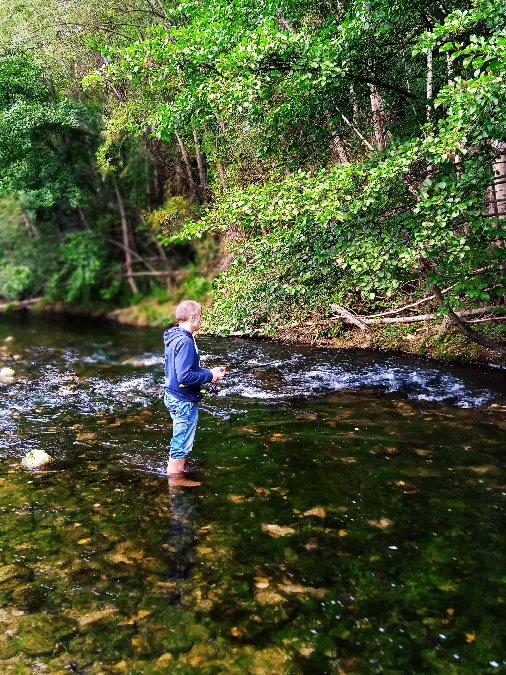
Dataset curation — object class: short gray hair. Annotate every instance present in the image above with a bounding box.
[175,300,202,322]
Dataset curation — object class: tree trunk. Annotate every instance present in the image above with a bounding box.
[350,84,360,127]
[429,282,506,353]
[137,208,169,264]
[46,76,57,101]
[338,110,374,152]
[193,126,208,203]
[426,50,433,123]
[218,161,227,191]
[490,141,506,220]
[114,182,139,295]
[153,164,160,204]
[22,210,37,237]
[77,206,89,230]
[446,52,455,86]
[173,158,185,195]
[331,135,349,163]
[175,131,198,202]
[368,83,390,151]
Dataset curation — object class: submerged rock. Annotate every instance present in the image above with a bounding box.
[302,506,326,519]
[0,367,15,383]
[261,523,296,538]
[21,450,53,469]
[0,633,19,659]
[74,606,119,629]
[16,615,78,656]
[0,564,33,591]
[11,583,45,611]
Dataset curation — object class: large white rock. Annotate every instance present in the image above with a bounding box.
[0,367,15,383]
[21,450,53,469]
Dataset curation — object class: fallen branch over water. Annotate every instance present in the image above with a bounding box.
[350,267,504,320]
[0,297,42,311]
[331,304,505,327]
[331,305,370,330]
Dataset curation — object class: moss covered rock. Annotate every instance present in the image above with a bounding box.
[0,634,19,659]
[17,615,78,656]
[0,564,33,591]
[11,583,45,611]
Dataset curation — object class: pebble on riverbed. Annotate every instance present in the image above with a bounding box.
[21,450,53,469]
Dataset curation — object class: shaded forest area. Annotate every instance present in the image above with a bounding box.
[0,0,505,350]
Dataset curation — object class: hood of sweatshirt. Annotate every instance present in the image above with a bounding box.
[164,326,193,348]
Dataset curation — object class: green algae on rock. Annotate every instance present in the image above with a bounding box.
[0,565,33,591]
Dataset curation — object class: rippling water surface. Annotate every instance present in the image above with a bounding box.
[0,313,505,674]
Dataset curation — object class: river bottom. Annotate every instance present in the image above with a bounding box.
[0,316,505,674]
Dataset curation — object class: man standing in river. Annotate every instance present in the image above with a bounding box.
[164,300,226,484]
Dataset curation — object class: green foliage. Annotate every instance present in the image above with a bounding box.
[180,266,213,298]
[0,262,33,300]
[0,0,505,348]
[0,198,58,299]
[0,55,97,209]
[47,232,107,304]
[175,0,505,333]
[144,197,198,241]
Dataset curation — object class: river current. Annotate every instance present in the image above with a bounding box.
[0,313,505,674]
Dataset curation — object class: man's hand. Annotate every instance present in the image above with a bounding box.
[210,366,227,383]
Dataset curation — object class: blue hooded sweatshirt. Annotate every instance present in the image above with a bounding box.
[164,326,213,402]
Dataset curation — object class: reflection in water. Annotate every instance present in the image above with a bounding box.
[165,484,197,581]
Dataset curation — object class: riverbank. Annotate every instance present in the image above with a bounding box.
[273,320,506,367]
[2,298,505,367]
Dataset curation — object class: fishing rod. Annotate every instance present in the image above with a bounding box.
[206,361,282,395]
[179,361,282,392]
[224,361,282,378]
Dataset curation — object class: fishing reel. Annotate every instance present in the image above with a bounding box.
[179,381,220,396]
[206,382,219,396]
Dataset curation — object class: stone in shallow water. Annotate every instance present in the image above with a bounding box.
[16,615,78,656]
[261,524,296,538]
[0,367,15,383]
[21,450,53,469]
[0,634,19,659]
[255,590,287,606]
[302,506,326,519]
[11,583,45,611]
[0,564,33,590]
[73,606,119,629]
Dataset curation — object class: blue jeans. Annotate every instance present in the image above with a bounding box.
[164,392,199,460]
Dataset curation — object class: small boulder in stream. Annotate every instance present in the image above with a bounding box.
[0,563,34,591]
[0,367,16,383]
[12,582,45,611]
[21,449,53,469]
[16,614,78,656]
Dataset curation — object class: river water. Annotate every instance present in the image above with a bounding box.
[0,313,505,674]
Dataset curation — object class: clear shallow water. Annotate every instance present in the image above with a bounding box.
[0,313,505,674]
